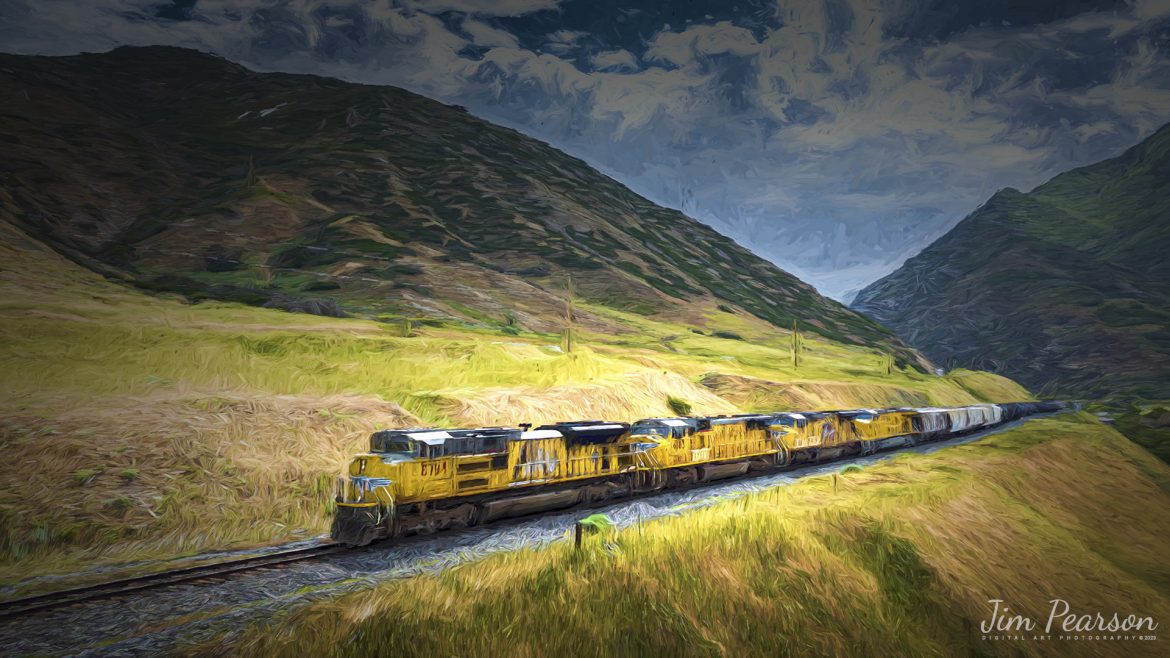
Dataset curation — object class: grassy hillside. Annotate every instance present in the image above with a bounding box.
[0,45,914,362]
[0,217,1031,582]
[853,124,1170,400]
[1113,401,1170,465]
[194,413,1170,658]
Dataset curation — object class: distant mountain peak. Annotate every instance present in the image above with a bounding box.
[853,122,1170,398]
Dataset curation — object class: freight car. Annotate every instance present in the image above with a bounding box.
[332,402,1064,546]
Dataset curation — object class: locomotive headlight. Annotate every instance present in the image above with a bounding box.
[337,475,395,504]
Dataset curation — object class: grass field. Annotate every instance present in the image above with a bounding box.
[1112,401,1170,464]
[0,221,1031,581]
[195,413,1170,658]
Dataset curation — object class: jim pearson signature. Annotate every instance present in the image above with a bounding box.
[982,599,1159,636]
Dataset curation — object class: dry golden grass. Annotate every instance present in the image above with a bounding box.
[702,371,936,409]
[0,217,1035,579]
[0,390,416,579]
[700,368,1033,411]
[197,414,1170,658]
[441,371,738,427]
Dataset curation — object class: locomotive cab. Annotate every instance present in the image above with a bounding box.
[767,412,808,439]
[629,418,705,442]
[332,427,518,546]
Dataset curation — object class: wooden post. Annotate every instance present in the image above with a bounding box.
[574,521,583,550]
[245,153,256,188]
[563,273,575,353]
[791,319,800,369]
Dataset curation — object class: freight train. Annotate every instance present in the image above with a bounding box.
[332,401,1062,546]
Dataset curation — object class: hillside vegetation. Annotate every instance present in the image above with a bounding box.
[0,46,914,362]
[0,217,1030,582]
[854,124,1170,400]
[197,414,1170,658]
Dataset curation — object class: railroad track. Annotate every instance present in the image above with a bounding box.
[0,543,346,621]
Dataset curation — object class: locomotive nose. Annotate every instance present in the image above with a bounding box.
[331,504,385,547]
[332,474,396,546]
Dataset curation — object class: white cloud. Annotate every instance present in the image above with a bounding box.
[546,29,585,44]
[591,48,638,72]
[461,19,519,48]
[645,21,760,67]
[1131,0,1170,22]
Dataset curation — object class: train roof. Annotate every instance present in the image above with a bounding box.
[774,411,829,419]
[370,427,521,454]
[836,409,882,418]
[709,413,774,425]
[518,429,563,440]
[535,420,630,445]
[537,421,629,432]
[383,427,520,442]
[634,414,773,426]
[633,418,693,427]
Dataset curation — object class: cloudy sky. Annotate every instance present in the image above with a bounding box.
[3,0,1170,299]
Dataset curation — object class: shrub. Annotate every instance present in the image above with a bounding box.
[103,496,133,515]
[71,469,102,486]
[666,395,693,416]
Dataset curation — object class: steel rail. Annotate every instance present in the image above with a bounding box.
[0,543,345,621]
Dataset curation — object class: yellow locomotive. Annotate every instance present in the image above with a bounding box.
[333,402,1060,545]
[332,421,644,545]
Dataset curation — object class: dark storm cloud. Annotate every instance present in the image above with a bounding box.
[882,0,1127,40]
[154,0,198,22]
[2,0,1170,299]
[491,0,779,63]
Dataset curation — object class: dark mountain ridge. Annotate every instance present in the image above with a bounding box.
[853,123,1170,398]
[0,45,913,359]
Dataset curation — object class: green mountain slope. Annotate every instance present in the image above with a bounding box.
[853,124,1170,398]
[0,45,910,359]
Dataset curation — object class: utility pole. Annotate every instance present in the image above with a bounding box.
[245,154,257,189]
[562,273,575,353]
[791,319,801,369]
